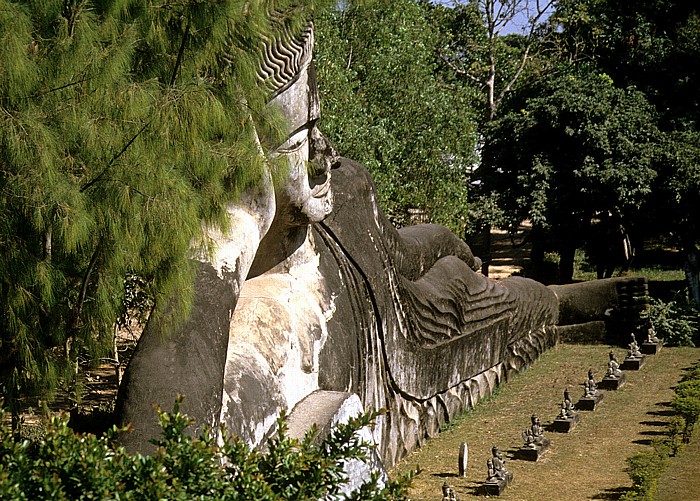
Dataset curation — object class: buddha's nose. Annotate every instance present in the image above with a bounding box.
[308,126,338,177]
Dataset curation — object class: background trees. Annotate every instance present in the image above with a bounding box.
[473,0,699,282]
[483,70,658,281]
[315,0,483,232]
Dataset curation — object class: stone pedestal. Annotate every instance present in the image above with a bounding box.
[551,413,580,433]
[483,472,513,496]
[641,342,662,355]
[621,356,646,371]
[577,392,604,411]
[598,373,626,390]
[515,438,550,461]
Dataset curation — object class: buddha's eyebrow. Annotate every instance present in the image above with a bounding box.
[287,118,317,139]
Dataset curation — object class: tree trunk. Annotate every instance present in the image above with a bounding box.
[683,243,700,305]
[558,242,576,284]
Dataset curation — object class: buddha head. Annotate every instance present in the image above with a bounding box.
[258,20,337,228]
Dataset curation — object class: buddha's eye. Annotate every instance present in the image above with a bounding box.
[276,129,308,154]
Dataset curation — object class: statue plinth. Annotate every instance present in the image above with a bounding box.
[483,472,513,496]
[620,356,645,371]
[551,413,580,433]
[641,342,662,355]
[577,392,604,411]
[515,439,551,461]
[598,373,626,390]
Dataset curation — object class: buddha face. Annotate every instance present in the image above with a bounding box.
[271,123,333,226]
[268,61,335,227]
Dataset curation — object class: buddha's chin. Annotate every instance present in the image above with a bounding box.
[304,190,333,223]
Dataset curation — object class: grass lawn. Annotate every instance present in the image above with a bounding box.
[389,344,700,500]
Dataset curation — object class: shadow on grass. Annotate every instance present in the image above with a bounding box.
[647,409,675,417]
[589,486,630,500]
[633,438,654,446]
[461,482,488,498]
[639,420,668,427]
[432,472,458,479]
[639,429,668,436]
[505,447,521,459]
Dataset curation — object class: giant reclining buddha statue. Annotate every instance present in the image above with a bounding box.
[115,12,645,468]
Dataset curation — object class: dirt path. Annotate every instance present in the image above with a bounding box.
[487,223,532,279]
[389,345,700,500]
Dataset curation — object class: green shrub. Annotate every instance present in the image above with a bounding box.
[667,415,688,455]
[623,361,700,499]
[646,295,699,346]
[0,399,410,500]
[621,446,669,501]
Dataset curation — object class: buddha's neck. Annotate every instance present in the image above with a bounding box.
[247,223,314,278]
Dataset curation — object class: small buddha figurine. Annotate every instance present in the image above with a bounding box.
[562,387,577,417]
[627,333,643,359]
[584,368,599,397]
[606,350,623,378]
[646,323,660,344]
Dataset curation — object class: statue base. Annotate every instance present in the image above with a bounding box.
[641,342,662,355]
[598,373,626,390]
[515,439,550,461]
[551,413,580,433]
[577,392,604,411]
[483,472,513,496]
[621,356,645,371]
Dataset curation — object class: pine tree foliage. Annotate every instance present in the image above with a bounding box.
[0,0,327,415]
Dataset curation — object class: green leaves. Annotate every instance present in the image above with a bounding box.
[484,69,658,233]
[0,400,411,500]
[315,0,480,232]
[0,1,316,412]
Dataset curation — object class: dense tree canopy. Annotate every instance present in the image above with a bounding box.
[315,0,485,232]
[484,69,659,281]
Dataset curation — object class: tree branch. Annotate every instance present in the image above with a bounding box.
[80,122,149,192]
[70,242,101,331]
[170,19,191,88]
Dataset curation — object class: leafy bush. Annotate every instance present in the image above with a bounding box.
[646,294,699,346]
[0,399,410,500]
[621,446,669,501]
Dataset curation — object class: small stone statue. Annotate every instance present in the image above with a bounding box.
[627,333,643,359]
[606,350,623,378]
[521,414,545,446]
[492,446,506,470]
[442,481,458,501]
[484,445,513,494]
[646,325,660,344]
[553,386,580,432]
[562,386,576,417]
[530,414,544,440]
[522,428,537,448]
[518,414,549,459]
[640,317,662,355]
[584,368,599,397]
[577,367,604,410]
[599,350,627,390]
[486,458,498,482]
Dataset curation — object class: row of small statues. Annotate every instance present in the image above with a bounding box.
[444,328,663,498]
